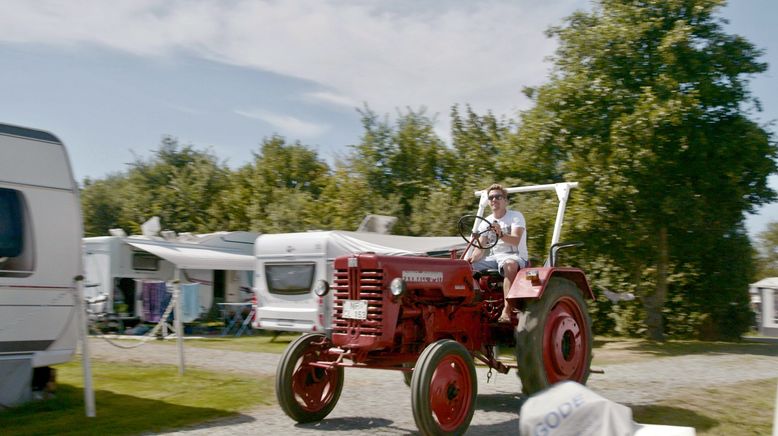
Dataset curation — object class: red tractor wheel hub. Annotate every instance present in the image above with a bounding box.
[543,296,588,383]
[429,354,474,431]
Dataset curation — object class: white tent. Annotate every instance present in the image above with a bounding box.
[749,277,778,338]
[324,231,466,257]
[83,231,259,317]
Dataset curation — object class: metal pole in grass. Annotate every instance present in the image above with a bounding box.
[174,268,185,375]
[75,275,96,417]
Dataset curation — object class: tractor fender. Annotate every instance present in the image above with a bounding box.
[507,267,594,301]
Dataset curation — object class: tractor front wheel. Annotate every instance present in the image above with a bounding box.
[402,362,413,387]
[276,333,344,423]
[515,277,592,395]
[411,339,477,435]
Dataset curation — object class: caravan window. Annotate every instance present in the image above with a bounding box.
[132,252,160,271]
[0,188,34,276]
[266,263,315,295]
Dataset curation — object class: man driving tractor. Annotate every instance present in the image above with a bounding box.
[466,183,528,323]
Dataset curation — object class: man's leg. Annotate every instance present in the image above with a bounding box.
[471,257,498,273]
[499,259,520,321]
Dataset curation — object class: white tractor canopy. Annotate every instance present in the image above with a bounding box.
[471,182,579,266]
[474,182,578,248]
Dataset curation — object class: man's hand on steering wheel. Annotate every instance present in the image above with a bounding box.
[457,215,499,251]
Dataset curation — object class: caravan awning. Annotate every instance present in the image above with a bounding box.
[126,240,255,270]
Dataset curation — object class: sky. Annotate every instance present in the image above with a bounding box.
[0,0,776,238]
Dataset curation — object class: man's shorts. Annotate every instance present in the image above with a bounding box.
[471,252,526,276]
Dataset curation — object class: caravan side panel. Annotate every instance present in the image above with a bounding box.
[0,123,82,368]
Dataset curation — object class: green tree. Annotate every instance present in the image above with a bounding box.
[447,105,505,185]
[123,137,231,234]
[314,162,403,231]
[445,106,515,216]
[347,107,453,234]
[80,174,132,236]
[515,0,776,339]
[222,135,331,233]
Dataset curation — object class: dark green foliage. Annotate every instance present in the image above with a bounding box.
[511,0,776,340]
[347,106,455,234]
[81,174,131,237]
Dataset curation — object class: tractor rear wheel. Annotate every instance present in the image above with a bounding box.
[276,333,344,423]
[515,277,592,395]
[411,339,477,435]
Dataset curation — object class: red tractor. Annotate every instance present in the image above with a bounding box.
[275,183,594,435]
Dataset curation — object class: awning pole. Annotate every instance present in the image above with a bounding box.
[174,268,185,375]
[75,275,96,417]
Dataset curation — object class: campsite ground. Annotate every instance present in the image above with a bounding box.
[82,335,778,435]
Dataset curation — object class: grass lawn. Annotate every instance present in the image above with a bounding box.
[592,336,778,366]
[591,338,778,434]
[0,358,274,436]
[632,378,778,435]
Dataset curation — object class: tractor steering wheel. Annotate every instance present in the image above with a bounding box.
[457,215,499,251]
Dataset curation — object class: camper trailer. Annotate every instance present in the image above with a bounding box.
[252,231,464,333]
[83,231,258,322]
[0,123,82,406]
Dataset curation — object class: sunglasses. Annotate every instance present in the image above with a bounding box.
[488,194,505,201]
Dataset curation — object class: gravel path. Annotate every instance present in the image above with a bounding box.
[86,338,778,435]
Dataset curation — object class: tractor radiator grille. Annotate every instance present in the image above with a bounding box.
[332,267,384,336]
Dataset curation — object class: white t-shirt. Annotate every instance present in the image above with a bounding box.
[478,209,528,261]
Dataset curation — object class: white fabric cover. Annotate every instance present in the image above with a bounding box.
[329,231,465,257]
[519,381,636,436]
[126,240,255,270]
[255,230,466,260]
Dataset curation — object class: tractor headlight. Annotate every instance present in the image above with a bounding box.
[390,278,406,298]
[313,279,330,297]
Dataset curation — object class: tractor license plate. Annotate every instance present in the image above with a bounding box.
[342,300,368,320]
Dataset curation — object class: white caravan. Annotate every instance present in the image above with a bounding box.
[83,231,258,319]
[0,123,82,406]
[252,231,465,333]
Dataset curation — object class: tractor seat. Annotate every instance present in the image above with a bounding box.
[472,269,502,281]
[473,269,503,293]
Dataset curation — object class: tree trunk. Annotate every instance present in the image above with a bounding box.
[645,226,668,341]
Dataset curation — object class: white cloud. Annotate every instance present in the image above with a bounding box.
[0,0,588,129]
[235,108,329,138]
[304,91,361,110]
